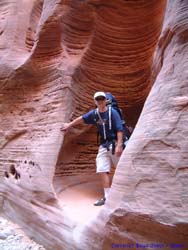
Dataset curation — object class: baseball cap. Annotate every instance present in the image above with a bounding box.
[93,91,106,100]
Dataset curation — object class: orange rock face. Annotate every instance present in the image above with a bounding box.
[0,0,188,249]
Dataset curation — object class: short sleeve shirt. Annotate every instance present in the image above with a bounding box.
[82,108,123,146]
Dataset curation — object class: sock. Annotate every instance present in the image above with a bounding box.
[104,188,110,199]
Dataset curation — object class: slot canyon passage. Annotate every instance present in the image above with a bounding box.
[0,0,188,249]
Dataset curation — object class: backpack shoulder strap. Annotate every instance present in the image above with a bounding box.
[95,108,107,140]
[93,109,100,145]
[108,106,120,130]
[96,108,103,123]
[93,108,99,123]
[108,105,112,130]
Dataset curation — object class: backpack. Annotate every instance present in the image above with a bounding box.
[94,92,132,150]
[105,92,132,141]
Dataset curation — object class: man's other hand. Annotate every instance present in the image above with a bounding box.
[115,144,123,157]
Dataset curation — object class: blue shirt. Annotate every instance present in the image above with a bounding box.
[82,108,123,147]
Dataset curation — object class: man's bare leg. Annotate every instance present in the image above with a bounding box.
[99,172,111,199]
[94,172,112,206]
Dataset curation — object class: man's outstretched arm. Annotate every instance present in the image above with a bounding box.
[61,116,84,132]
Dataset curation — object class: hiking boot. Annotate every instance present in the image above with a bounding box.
[94,197,106,206]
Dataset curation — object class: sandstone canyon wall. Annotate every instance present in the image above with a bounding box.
[0,0,188,250]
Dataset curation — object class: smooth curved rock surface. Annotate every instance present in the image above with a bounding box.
[0,0,188,249]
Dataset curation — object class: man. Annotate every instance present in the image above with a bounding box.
[61,91,123,206]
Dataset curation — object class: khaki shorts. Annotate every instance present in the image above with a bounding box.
[96,145,120,173]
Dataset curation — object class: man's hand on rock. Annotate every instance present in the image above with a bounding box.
[60,123,70,132]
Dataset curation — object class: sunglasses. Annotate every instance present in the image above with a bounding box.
[95,97,106,101]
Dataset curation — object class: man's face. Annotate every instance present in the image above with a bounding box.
[95,96,106,108]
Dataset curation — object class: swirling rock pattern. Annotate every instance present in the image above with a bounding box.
[0,0,188,249]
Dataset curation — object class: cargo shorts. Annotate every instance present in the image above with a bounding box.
[96,145,120,173]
